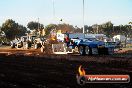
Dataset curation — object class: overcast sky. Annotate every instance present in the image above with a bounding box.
[0,0,131,27]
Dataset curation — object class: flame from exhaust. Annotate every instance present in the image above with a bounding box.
[52,38,56,40]
[51,37,56,41]
[78,65,86,76]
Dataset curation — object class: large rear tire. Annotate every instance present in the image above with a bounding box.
[79,46,85,55]
[85,46,93,55]
[85,46,90,55]
[11,43,15,48]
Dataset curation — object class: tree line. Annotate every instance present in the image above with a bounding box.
[0,19,131,41]
[85,21,132,38]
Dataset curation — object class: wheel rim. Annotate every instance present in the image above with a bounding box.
[85,46,89,55]
[79,46,83,55]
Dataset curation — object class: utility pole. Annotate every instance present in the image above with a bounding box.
[83,0,85,33]
[97,25,98,34]
[52,0,57,24]
[52,0,55,18]
[38,18,39,30]
[120,25,121,34]
[113,25,114,35]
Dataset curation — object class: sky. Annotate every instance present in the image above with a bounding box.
[0,0,131,27]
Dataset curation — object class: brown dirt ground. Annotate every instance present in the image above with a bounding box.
[0,47,132,88]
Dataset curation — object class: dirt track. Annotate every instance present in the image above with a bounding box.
[0,48,132,88]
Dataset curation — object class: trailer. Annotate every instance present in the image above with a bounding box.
[50,38,115,55]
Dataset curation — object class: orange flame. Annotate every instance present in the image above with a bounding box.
[51,38,56,40]
[78,65,86,76]
[51,37,56,41]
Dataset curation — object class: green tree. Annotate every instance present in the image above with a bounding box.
[27,21,44,30]
[1,19,27,40]
[84,25,89,33]
[44,23,75,36]
[56,23,74,33]
[45,24,57,36]
[74,26,82,33]
[101,21,113,37]
[92,24,98,34]
[122,25,132,37]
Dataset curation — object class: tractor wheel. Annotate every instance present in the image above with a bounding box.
[11,43,15,48]
[79,46,85,55]
[85,46,90,55]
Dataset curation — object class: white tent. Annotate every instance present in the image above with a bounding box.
[113,35,126,42]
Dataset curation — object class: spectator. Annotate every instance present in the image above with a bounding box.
[64,36,70,47]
